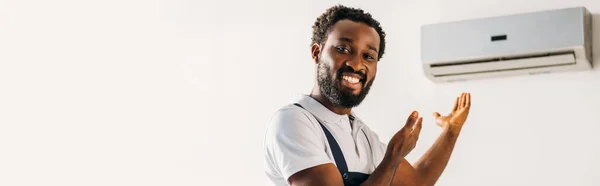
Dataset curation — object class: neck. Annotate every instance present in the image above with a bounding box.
[310,86,352,115]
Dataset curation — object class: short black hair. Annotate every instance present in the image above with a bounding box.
[311,4,387,60]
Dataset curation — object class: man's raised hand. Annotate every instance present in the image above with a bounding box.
[433,92,472,131]
[386,111,423,163]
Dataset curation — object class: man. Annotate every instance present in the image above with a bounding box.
[263,4,472,186]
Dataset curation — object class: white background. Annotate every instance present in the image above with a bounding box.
[1,0,599,185]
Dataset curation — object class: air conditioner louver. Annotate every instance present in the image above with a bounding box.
[430,52,576,77]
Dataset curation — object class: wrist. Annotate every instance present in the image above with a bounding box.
[383,151,403,165]
[443,124,462,136]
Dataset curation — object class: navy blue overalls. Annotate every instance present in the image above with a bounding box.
[294,103,372,186]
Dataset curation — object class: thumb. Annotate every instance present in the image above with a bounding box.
[433,112,441,118]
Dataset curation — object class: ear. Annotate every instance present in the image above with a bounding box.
[311,43,321,64]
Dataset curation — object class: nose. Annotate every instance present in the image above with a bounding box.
[345,55,365,73]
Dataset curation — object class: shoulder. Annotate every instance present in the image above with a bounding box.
[265,104,321,135]
[263,104,333,181]
[264,104,327,149]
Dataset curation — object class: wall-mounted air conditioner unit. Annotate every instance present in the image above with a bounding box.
[421,7,593,83]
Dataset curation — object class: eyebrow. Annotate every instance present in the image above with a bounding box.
[338,37,379,53]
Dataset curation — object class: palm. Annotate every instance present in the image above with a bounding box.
[386,111,423,160]
[434,93,471,129]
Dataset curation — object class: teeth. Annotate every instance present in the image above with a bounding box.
[343,76,360,83]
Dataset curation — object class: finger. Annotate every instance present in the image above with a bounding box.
[433,112,441,118]
[459,93,465,109]
[402,111,418,132]
[450,97,457,111]
[463,93,469,108]
[466,93,471,107]
[411,117,423,139]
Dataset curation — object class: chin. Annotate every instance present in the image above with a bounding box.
[349,90,362,96]
[338,86,362,96]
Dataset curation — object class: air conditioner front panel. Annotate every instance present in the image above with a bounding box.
[420,6,593,83]
[421,7,588,66]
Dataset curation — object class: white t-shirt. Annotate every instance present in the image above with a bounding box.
[263,95,387,186]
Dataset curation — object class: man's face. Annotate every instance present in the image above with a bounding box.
[314,20,380,108]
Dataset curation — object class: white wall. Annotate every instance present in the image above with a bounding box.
[0,0,598,185]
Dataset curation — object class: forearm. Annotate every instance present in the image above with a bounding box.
[360,156,399,186]
[360,156,421,186]
[413,126,462,186]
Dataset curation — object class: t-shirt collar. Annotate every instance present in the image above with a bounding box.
[293,94,364,130]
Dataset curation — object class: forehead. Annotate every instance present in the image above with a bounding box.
[326,20,380,48]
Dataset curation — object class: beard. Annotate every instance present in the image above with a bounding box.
[317,60,375,108]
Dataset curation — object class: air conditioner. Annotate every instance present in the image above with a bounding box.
[420,7,593,83]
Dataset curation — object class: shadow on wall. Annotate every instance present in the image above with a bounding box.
[592,14,600,68]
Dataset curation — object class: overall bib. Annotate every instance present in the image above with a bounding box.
[294,103,372,186]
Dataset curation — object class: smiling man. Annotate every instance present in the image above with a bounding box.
[263,5,472,186]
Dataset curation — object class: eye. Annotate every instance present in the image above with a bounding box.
[335,46,350,53]
[363,53,376,61]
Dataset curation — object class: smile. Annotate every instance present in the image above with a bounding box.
[342,75,360,83]
[340,72,364,90]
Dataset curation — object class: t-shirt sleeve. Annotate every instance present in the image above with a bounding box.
[264,107,333,181]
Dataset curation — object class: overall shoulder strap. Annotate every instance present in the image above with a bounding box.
[293,103,349,174]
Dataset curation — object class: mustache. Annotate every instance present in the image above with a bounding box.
[337,65,367,82]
